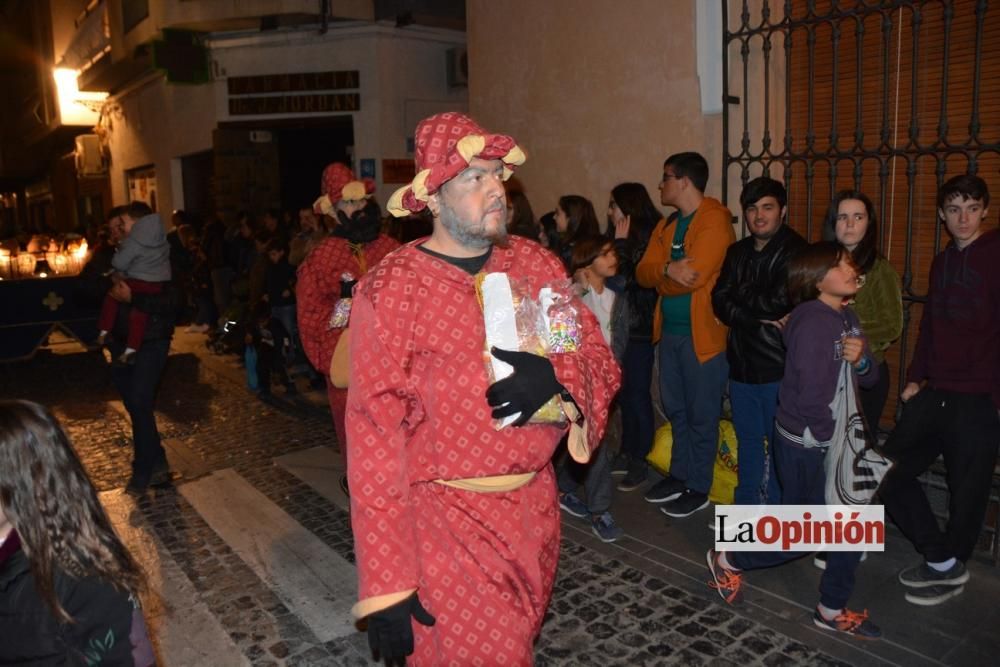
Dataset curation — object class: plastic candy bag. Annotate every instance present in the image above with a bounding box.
[477,273,576,429]
[327,272,357,329]
[539,280,582,353]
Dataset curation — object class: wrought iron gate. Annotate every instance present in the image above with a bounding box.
[721,0,999,553]
[722,0,999,399]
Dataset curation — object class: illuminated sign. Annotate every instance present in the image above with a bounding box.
[54,68,107,126]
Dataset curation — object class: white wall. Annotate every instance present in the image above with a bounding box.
[209,22,467,206]
[104,22,466,215]
[467,0,731,223]
[105,75,217,213]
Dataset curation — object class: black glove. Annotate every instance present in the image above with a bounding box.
[340,278,358,299]
[366,593,436,665]
[485,347,564,427]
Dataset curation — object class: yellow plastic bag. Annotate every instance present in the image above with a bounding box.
[646,420,739,504]
[709,420,739,505]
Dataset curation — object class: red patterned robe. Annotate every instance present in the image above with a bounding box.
[347,237,621,666]
[296,234,400,448]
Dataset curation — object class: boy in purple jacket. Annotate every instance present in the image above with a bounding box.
[707,242,882,638]
[880,174,1000,606]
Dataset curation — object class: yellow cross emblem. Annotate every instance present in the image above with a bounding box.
[42,291,64,311]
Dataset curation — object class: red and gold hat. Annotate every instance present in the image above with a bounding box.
[387,112,525,218]
[313,162,375,216]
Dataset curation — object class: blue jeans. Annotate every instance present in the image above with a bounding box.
[728,434,863,610]
[619,340,655,472]
[271,304,301,361]
[110,337,171,485]
[730,380,781,504]
[657,335,728,494]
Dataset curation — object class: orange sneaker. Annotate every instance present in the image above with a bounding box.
[812,608,881,638]
[706,549,743,605]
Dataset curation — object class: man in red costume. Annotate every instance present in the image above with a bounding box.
[297,163,399,487]
[346,112,621,665]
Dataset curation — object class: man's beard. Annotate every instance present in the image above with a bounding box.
[438,199,508,251]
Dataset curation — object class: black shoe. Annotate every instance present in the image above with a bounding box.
[148,468,173,488]
[617,470,646,492]
[643,476,686,503]
[898,560,969,588]
[609,453,629,476]
[124,477,147,497]
[904,584,965,606]
[660,489,710,518]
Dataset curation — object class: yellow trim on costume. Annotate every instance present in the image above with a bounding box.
[352,589,417,619]
[313,194,334,217]
[342,181,367,202]
[434,471,536,493]
[456,135,487,163]
[560,398,591,463]
[387,185,411,217]
[502,144,527,167]
[410,169,432,201]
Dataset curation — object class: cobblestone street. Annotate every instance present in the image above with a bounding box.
[2,333,997,666]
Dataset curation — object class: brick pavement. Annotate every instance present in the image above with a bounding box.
[0,340,902,666]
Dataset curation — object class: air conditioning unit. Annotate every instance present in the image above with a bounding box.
[75,134,107,176]
[446,47,468,88]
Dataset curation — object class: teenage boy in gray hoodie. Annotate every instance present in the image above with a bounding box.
[98,201,171,363]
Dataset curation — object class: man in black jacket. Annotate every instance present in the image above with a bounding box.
[105,201,177,496]
[711,177,805,505]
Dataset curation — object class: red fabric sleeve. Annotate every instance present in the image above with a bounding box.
[296,241,350,374]
[345,289,421,601]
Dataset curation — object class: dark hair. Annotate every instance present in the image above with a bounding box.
[664,152,709,193]
[787,241,856,305]
[740,176,787,211]
[126,201,153,219]
[571,236,614,273]
[106,205,128,222]
[507,190,539,241]
[0,401,143,622]
[937,174,990,210]
[610,182,660,244]
[557,195,600,241]
[265,238,288,255]
[821,190,879,273]
[538,211,557,248]
[253,230,273,245]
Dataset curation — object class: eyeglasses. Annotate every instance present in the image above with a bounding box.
[660,173,679,185]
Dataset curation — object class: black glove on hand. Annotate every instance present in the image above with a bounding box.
[366,593,435,665]
[486,347,564,427]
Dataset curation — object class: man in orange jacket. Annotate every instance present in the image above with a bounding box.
[636,152,735,517]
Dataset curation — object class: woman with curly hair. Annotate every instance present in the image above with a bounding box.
[0,400,155,666]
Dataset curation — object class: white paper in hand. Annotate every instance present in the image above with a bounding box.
[482,273,521,427]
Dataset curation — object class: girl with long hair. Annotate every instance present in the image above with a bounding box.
[605,183,664,491]
[551,194,601,269]
[822,191,903,436]
[0,400,154,665]
[505,189,540,241]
